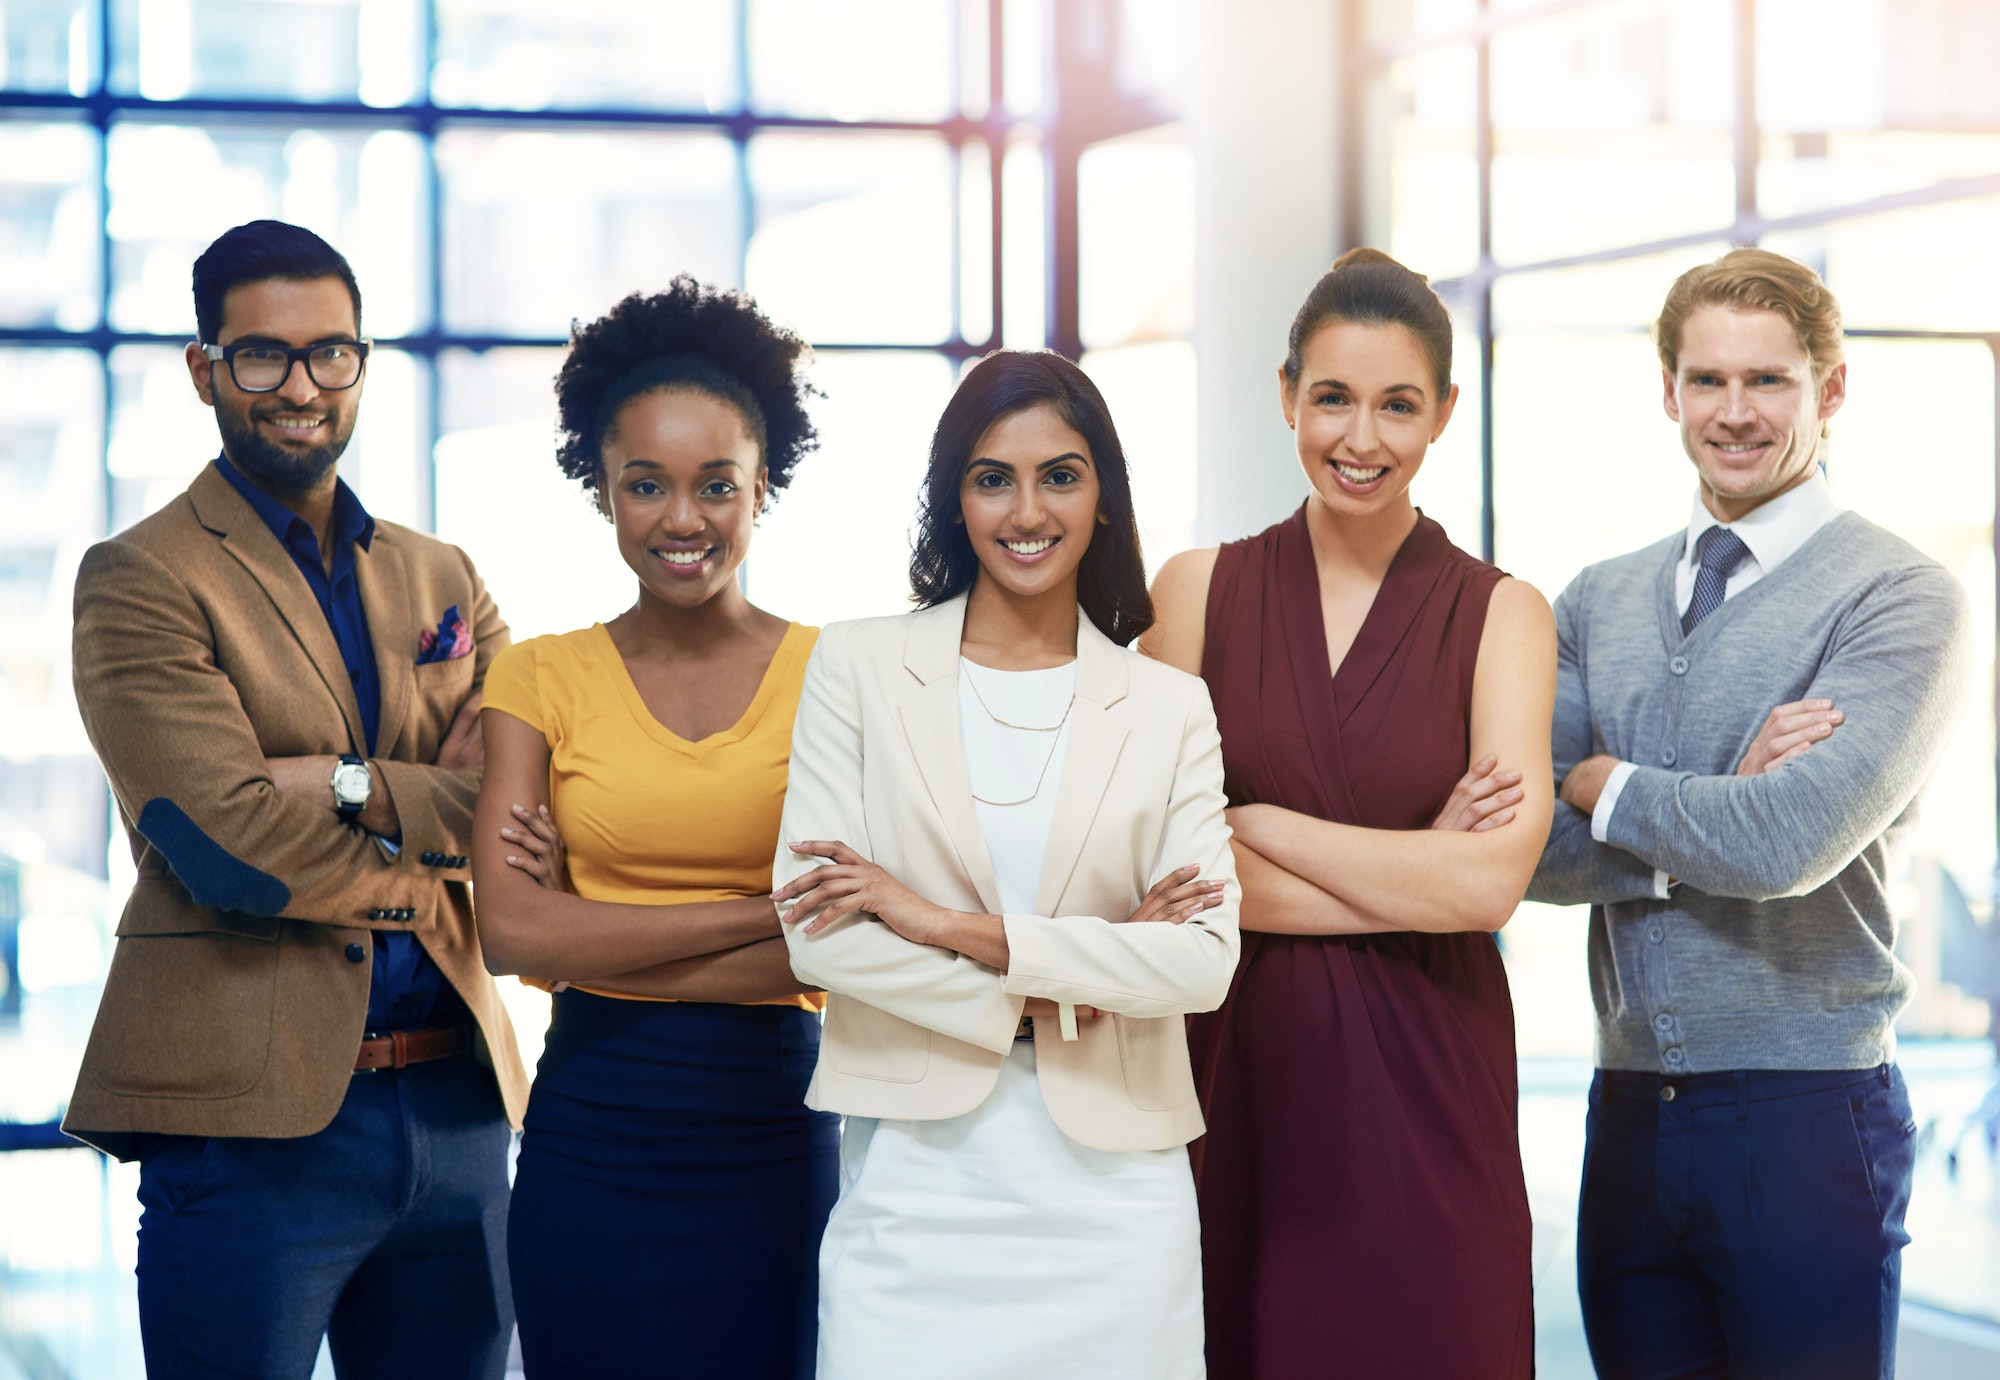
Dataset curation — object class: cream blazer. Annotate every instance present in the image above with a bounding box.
[776,595,1240,1153]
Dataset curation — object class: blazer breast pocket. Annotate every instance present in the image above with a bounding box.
[822,999,931,1084]
[413,654,474,693]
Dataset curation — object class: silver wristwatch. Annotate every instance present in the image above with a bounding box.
[331,754,372,823]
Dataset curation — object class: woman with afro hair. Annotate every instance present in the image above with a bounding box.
[472,277,837,1378]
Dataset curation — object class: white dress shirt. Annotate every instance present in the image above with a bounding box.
[1591,469,1844,896]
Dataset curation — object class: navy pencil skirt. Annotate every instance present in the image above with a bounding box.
[509,991,839,1380]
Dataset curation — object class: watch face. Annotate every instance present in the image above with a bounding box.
[332,761,371,805]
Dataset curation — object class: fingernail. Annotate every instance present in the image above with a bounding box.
[506,855,516,864]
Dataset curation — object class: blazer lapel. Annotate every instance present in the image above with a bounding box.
[189,465,366,753]
[898,599,1003,914]
[357,533,414,759]
[1035,618,1130,916]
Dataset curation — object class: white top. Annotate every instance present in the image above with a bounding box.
[1594,469,1845,895]
[958,658,1076,916]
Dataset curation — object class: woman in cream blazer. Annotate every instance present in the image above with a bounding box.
[774,351,1239,1380]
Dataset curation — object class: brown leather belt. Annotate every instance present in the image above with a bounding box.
[355,1023,464,1072]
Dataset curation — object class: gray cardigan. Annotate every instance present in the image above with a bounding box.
[1529,510,1969,1073]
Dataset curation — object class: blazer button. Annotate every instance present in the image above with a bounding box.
[399,908,416,921]
[452,855,467,868]
[345,943,365,963]
[366,907,383,920]
[421,850,440,866]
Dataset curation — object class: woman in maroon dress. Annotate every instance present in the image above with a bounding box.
[1143,248,1556,1378]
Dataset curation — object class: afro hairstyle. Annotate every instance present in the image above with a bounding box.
[553,276,818,502]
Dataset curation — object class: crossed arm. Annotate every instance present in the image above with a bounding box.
[73,539,491,927]
[769,627,1240,1053]
[469,708,812,1003]
[1533,567,1968,905]
[1140,552,1557,935]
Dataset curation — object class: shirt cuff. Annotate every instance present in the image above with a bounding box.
[1590,761,1638,844]
[1652,868,1672,900]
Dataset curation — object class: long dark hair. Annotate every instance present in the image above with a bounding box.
[909,351,1153,646]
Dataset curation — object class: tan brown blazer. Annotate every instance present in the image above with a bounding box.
[63,461,529,1159]
[777,596,1240,1153]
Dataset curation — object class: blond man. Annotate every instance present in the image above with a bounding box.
[1529,248,1968,1379]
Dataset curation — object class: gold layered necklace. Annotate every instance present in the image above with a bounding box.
[961,662,1074,807]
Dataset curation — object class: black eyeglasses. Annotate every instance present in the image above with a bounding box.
[201,340,372,392]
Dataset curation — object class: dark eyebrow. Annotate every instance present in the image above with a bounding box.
[618,458,744,474]
[967,452,1092,473]
[1311,377,1427,400]
[228,333,362,348]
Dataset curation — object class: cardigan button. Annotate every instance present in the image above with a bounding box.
[345,943,365,963]
[1669,656,1689,675]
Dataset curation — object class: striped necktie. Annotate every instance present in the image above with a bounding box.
[1680,525,1753,635]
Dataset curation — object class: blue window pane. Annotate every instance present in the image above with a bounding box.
[748,0,954,122]
[0,0,95,94]
[0,349,103,765]
[434,0,735,111]
[108,0,423,104]
[749,131,953,345]
[106,123,428,336]
[0,120,99,329]
[438,127,740,337]
[434,347,632,641]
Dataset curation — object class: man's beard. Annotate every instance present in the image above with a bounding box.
[216,403,353,498]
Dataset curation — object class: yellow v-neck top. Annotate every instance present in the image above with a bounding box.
[481,621,822,1009]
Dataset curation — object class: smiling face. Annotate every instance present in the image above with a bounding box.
[1281,319,1457,521]
[1664,304,1846,522]
[601,387,767,612]
[187,275,364,497]
[959,403,1102,606]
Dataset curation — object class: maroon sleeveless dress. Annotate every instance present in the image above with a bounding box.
[1190,505,1533,1379]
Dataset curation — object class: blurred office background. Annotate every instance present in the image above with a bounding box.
[1,0,1998,1375]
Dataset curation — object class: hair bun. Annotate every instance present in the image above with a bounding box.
[1331,246,1427,283]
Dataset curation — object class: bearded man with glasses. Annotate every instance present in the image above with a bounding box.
[62,219,528,1380]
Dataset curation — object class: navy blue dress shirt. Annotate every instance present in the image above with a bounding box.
[215,455,453,1032]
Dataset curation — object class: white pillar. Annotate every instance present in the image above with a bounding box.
[1188,0,1346,545]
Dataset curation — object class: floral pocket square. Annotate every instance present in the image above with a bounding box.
[417,605,472,664]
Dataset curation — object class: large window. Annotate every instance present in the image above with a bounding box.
[1360,0,2000,979]
[0,8,1192,1368]
[1359,0,2000,1333]
[0,0,1192,885]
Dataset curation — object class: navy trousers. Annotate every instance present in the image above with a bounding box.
[135,1049,514,1380]
[1577,1064,1916,1380]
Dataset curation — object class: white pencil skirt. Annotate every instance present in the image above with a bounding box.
[815,1038,1205,1380]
